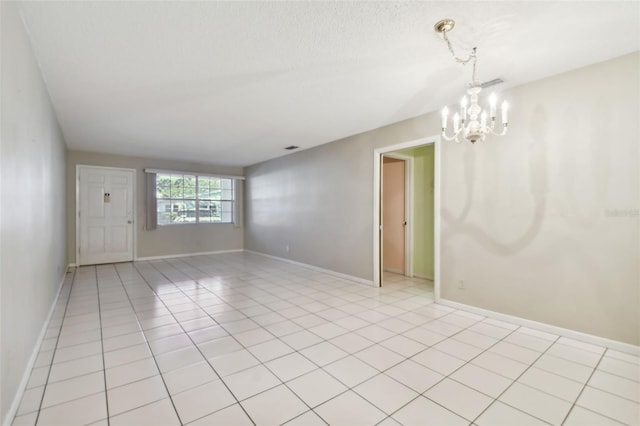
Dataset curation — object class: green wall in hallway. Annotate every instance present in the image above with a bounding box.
[396,145,434,279]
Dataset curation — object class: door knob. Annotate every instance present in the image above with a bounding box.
[127,220,133,224]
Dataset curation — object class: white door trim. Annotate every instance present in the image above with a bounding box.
[373,135,441,302]
[76,165,137,266]
[382,153,414,278]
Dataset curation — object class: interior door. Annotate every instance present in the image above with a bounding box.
[78,166,134,265]
[382,157,406,274]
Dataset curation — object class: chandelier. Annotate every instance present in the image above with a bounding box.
[434,19,509,144]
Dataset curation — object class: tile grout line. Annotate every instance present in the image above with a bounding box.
[144,258,406,424]
[373,313,517,425]
[145,258,354,424]
[19,253,637,426]
[168,256,349,327]
[15,268,470,422]
[260,288,439,422]
[109,263,185,425]
[469,331,562,425]
[128,258,640,424]
[32,268,77,425]
[156,255,638,425]
[156,260,375,355]
[165,254,427,330]
[417,318,623,424]
[94,265,111,426]
[128,261,258,426]
[377,318,567,425]
[308,309,491,424]
[150,257,544,425]
[559,348,610,426]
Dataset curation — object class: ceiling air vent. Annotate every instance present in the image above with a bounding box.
[480,78,504,89]
[284,145,299,150]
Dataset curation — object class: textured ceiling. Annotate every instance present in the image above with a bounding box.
[17,1,640,167]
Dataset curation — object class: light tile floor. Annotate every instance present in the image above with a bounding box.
[11,252,640,426]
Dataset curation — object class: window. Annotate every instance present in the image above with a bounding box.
[156,173,234,225]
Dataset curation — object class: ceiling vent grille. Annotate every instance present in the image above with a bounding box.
[480,78,505,89]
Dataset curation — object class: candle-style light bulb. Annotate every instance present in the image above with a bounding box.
[501,101,509,124]
[461,96,468,121]
[489,93,497,118]
[441,107,448,129]
[453,113,460,132]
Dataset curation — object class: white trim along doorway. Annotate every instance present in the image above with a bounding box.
[76,165,137,266]
[373,135,441,302]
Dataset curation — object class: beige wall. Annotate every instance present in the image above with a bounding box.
[67,151,244,263]
[440,53,639,345]
[1,2,68,421]
[245,52,639,344]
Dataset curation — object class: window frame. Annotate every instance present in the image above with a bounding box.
[155,173,235,226]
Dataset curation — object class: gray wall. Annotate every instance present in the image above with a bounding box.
[245,135,385,279]
[1,2,68,422]
[67,151,244,263]
[245,52,639,345]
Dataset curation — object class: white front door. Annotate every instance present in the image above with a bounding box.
[78,166,135,265]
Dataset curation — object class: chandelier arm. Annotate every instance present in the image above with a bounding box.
[489,123,509,136]
[441,129,462,142]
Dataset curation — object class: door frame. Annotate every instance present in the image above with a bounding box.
[76,165,137,266]
[373,135,441,302]
[382,153,414,278]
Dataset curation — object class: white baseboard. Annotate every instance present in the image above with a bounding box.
[3,268,69,426]
[135,249,244,262]
[439,299,640,356]
[245,250,375,287]
[413,273,434,281]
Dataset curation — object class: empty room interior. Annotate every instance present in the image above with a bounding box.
[1,1,639,425]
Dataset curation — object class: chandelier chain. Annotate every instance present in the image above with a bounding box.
[442,29,479,84]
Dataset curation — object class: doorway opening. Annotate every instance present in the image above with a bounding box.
[373,136,440,301]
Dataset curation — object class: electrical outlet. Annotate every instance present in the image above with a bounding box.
[458,280,465,289]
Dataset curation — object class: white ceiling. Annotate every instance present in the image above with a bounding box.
[17,1,640,167]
